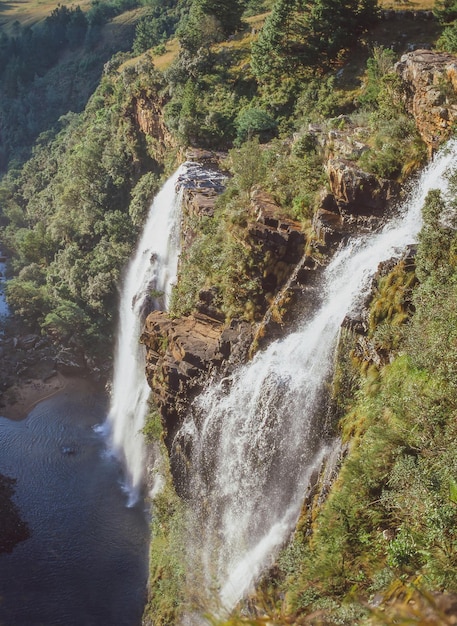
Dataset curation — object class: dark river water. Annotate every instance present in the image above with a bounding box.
[0,388,149,626]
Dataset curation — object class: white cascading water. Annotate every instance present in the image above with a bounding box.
[107,165,186,506]
[177,139,457,614]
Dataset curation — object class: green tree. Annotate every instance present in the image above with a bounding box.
[235,107,277,145]
[252,0,378,80]
[194,0,245,36]
[251,0,299,79]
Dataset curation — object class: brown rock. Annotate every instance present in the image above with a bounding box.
[249,189,306,266]
[326,158,399,218]
[396,49,457,153]
[141,311,253,446]
[179,160,227,220]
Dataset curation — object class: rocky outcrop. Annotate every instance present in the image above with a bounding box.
[326,159,399,218]
[250,190,305,263]
[141,311,253,446]
[180,157,227,219]
[313,160,400,246]
[308,118,401,246]
[249,189,307,294]
[133,93,172,143]
[396,49,457,153]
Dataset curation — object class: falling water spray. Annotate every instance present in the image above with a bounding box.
[107,165,186,506]
[176,140,457,612]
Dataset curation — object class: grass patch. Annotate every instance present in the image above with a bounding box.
[0,0,93,31]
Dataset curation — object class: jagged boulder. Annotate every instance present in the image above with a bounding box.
[313,160,401,247]
[141,311,253,445]
[250,189,305,262]
[396,49,457,153]
[326,158,399,218]
[55,348,86,376]
[249,189,306,294]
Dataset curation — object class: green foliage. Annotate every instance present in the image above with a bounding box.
[438,22,457,52]
[0,69,164,354]
[235,107,277,145]
[133,0,182,54]
[276,160,457,620]
[142,406,188,625]
[434,0,457,23]
[261,136,325,219]
[368,260,417,352]
[170,140,270,319]
[200,0,245,34]
[142,408,164,443]
[129,172,160,226]
[145,469,187,625]
[358,46,396,109]
[406,181,457,384]
[251,0,378,82]
[358,58,427,180]
[0,0,138,171]
[6,278,50,325]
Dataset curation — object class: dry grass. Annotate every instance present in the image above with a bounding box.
[379,0,436,10]
[131,12,269,73]
[0,0,92,32]
[152,38,180,71]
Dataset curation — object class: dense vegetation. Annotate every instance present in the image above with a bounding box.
[0,62,171,355]
[2,0,457,623]
[0,0,144,170]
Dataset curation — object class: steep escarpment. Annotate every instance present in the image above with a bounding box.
[3,1,457,622]
[140,44,457,626]
[141,131,404,449]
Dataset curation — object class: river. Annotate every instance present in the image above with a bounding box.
[0,386,149,626]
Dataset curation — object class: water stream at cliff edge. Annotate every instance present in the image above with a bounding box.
[105,165,186,506]
[176,139,457,615]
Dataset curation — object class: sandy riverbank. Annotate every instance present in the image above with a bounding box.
[0,373,103,421]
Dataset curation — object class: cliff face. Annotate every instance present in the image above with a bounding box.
[396,49,457,154]
[141,312,253,449]
[140,49,457,460]
[138,42,457,625]
[139,50,457,450]
[132,93,176,157]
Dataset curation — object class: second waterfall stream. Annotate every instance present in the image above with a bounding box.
[106,164,187,506]
[173,140,457,615]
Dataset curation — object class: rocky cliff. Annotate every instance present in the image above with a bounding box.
[396,48,457,154]
[140,49,457,460]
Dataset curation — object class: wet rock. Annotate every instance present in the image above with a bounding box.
[0,473,30,554]
[17,334,40,350]
[141,311,253,446]
[179,160,227,219]
[313,206,346,247]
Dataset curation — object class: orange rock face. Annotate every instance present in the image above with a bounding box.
[396,49,457,154]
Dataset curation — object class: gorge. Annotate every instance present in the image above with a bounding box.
[2,0,457,623]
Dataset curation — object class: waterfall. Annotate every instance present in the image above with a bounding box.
[107,165,186,506]
[177,139,457,613]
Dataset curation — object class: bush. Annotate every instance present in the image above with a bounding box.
[235,107,277,145]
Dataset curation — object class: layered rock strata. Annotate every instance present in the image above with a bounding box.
[141,311,253,447]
